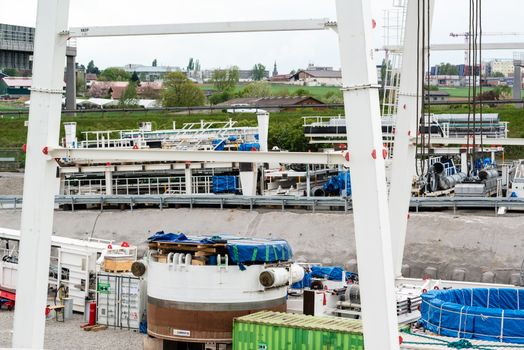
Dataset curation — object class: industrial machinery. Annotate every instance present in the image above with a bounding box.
[136,232,303,349]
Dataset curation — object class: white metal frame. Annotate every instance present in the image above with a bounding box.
[18,2,400,348]
[335,1,399,348]
[389,0,435,277]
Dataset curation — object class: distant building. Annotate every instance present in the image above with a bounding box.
[272,62,278,77]
[121,64,180,82]
[0,23,34,72]
[202,68,269,83]
[290,68,342,86]
[238,69,270,82]
[268,74,293,84]
[89,81,163,99]
[490,59,514,77]
[428,75,461,87]
[424,90,450,103]
[218,96,324,112]
[0,77,32,98]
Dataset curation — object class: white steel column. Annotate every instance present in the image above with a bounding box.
[12,0,70,348]
[105,169,113,195]
[461,152,468,174]
[335,1,399,349]
[185,166,193,195]
[388,0,435,277]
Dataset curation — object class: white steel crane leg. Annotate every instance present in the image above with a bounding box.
[12,0,70,348]
[389,0,435,277]
[335,1,399,349]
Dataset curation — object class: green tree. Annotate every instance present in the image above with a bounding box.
[241,81,271,97]
[99,67,131,81]
[187,58,194,72]
[152,59,158,67]
[76,74,86,94]
[86,60,100,75]
[2,68,18,76]
[293,88,309,96]
[130,71,140,83]
[491,71,505,78]
[323,90,343,104]
[162,72,205,107]
[493,85,512,99]
[209,91,234,105]
[252,63,266,81]
[211,67,239,92]
[437,63,459,75]
[194,59,201,72]
[119,82,139,107]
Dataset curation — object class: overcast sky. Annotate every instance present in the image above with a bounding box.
[2,0,523,72]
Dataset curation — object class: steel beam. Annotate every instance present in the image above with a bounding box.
[384,42,524,52]
[336,1,399,349]
[389,0,435,278]
[67,19,334,38]
[47,147,350,166]
[12,0,70,348]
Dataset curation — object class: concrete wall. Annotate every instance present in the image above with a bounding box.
[0,208,523,284]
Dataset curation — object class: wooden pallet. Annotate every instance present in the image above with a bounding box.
[103,259,133,273]
[82,324,108,332]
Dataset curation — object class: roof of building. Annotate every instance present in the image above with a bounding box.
[269,74,293,82]
[425,90,450,96]
[122,65,178,73]
[294,70,342,79]
[85,73,98,81]
[2,77,33,88]
[219,96,324,107]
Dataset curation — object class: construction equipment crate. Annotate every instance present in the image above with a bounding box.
[233,311,364,350]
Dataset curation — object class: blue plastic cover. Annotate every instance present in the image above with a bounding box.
[323,171,351,196]
[311,266,344,281]
[226,239,293,265]
[420,288,524,344]
[238,143,260,152]
[148,232,293,267]
[212,176,238,194]
[212,139,226,151]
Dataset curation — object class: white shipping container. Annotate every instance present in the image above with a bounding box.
[96,273,145,330]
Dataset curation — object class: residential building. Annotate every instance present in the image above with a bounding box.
[490,59,514,77]
[290,65,342,87]
[0,77,32,98]
[424,90,450,103]
[88,81,163,99]
[427,75,461,87]
[218,96,324,112]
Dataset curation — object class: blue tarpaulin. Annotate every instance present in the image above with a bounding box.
[420,288,524,344]
[323,171,351,196]
[212,176,238,194]
[212,139,226,151]
[238,143,260,152]
[291,266,346,289]
[148,232,292,269]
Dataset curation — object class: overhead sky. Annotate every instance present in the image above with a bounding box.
[2,0,523,72]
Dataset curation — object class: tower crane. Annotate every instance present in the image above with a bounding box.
[449,32,524,67]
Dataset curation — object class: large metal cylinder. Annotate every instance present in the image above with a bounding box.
[439,172,467,190]
[479,169,499,181]
[259,264,305,288]
[147,261,288,344]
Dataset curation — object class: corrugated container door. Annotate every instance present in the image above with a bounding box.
[96,274,119,327]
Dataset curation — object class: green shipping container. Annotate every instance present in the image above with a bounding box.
[233,311,364,350]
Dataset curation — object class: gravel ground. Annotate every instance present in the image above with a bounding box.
[0,172,23,196]
[0,310,145,350]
